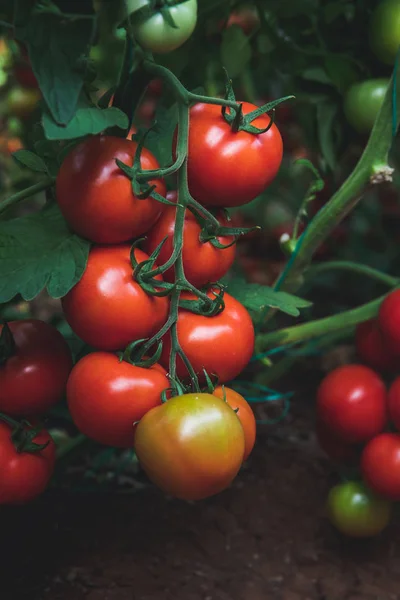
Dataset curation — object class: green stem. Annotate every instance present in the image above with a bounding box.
[257,293,387,350]
[0,177,53,216]
[306,261,399,287]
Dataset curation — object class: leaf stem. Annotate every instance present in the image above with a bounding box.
[0,177,53,217]
[306,261,399,287]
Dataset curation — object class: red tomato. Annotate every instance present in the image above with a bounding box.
[0,421,55,504]
[137,96,157,126]
[143,191,236,287]
[361,433,400,500]
[356,319,397,372]
[175,102,283,207]
[14,64,38,89]
[316,419,358,463]
[316,364,387,443]
[147,78,163,96]
[160,290,254,383]
[387,377,400,431]
[213,386,256,460]
[67,352,169,447]
[378,290,400,354]
[134,393,245,500]
[62,246,169,351]
[56,136,166,244]
[225,6,260,35]
[0,320,73,416]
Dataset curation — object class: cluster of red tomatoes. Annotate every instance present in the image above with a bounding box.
[0,96,284,503]
[316,289,400,536]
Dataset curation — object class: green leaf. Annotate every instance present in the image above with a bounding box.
[227,279,312,317]
[43,106,129,140]
[144,103,179,167]
[324,56,359,93]
[302,67,332,85]
[16,12,95,125]
[12,149,48,173]
[220,25,251,78]
[0,204,90,302]
[316,102,338,171]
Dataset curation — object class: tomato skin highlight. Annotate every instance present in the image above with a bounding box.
[316,364,387,443]
[176,101,283,208]
[343,79,389,134]
[0,320,73,417]
[361,433,400,500]
[134,393,245,500]
[327,481,391,538]
[62,246,169,351]
[378,289,400,354]
[67,352,169,448]
[159,291,255,384]
[355,319,397,373]
[213,386,256,460]
[143,191,236,287]
[56,136,166,245]
[369,0,400,65]
[0,422,55,505]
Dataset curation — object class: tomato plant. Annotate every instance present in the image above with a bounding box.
[62,246,170,351]
[143,191,236,287]
[0,320,73,416]
[343,79,389,134]
[213,386,256,460]
[129,0,198,54]
[134,393,245,500]
[56,136,166,245]
[361,433,400,500]
[369,0,400,65]
[316,365,387,443]
[176,101,283,208]
[355,319,397,372]
[160,291,255,383]
[67,352,169,447]
[0,421,55,505]
[378,289,400,354]
[327,481,392,538]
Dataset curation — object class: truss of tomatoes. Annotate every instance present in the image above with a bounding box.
[0,99,283,504]
[316,289,400,537]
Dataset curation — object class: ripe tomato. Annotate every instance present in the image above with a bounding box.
[6,87,41,119]
[61,246,169,351]
[361,433,400,500]
[176,101,283,208]
[0,421,55,504]
[56,136,166,245]
[343,79,389,134]
[327,481,391,538]
[67,352,169,447]
[369,0,400,65]
[14,64,38,89]
[387,377,400,431]
[316,364,387,443]
[355,319,397,372]
[378,289,400,354]
[316,419,358,464]
[213,386,256,460]
[225,6,260,35]
[160,291,255,383]
[134,393,245,500]
[0,319,73,416]
[143,191,236,287]
[129,0,198,54]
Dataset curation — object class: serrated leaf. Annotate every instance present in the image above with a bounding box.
[221,26,251,78]
[16,12,95,125]
[227,279,312,317]
[0,204,90,302]
[43,106,129,140]
[12,149,48,173]
[316,102,338,171]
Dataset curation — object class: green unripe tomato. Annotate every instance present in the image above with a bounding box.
[327,481,392,538]
[128,0,198,54]
[343,79,389,134]
[370,0,400,65]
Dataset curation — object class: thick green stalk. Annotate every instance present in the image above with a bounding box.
[0,178,53,216]
[305,261,399,287]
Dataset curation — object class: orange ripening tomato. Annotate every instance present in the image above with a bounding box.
[213,386,256,460]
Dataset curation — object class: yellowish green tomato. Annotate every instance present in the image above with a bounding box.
[327,481,392,538]
[343,79,389,134]
[128,0,197,54]
[370,0,400,65]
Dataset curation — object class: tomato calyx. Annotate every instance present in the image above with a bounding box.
[190,206,260,248]
[130,240,175,297]
[179,284,225,316]
[128,0,190,27]
[0,414,50,453]
[120,338,163,368]
[0,322,16,366]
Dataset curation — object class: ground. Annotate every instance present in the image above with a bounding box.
[2,374,399,600]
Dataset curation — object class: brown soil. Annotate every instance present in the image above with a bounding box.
[1,391,399,600]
